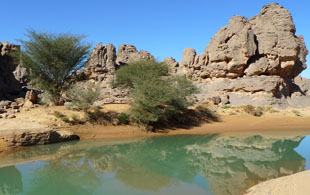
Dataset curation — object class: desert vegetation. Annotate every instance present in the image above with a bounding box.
[19,30,91,105]
[113,59,216,130]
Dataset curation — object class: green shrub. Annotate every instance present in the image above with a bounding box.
[114,59,198,129]
[60,116,70,122]
[66,83,101,113]
[221,105,231,109]
[69,114,81,125]
[86,108,119,125]
[118,113,130,125]
[71,114,79,121]
[53,111,70,122]
[19,30,91,105]
[54,111,65,118]
[243,105,263,117]
[292,110,301,117]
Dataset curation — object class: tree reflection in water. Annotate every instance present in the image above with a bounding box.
[0,134,306,195]
[0,166,22,195]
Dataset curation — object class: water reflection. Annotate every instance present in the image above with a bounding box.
[0,166,22,195]
[0,134,307,195]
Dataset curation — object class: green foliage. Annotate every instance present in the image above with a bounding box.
[221,105,231,109]
[19,29,91,105]
[60,116,70,122]
[85,108,119,125]
[53,111,70,122]
[292,110,301,117]
[69,114,81,125]
[113,59,169,88]
[114,59,198,128]
[118,113,130,125]
[66,83,101,113]
[71,114,79,121]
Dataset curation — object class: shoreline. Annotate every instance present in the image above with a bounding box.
[245,170,310,195]
[68,114,310,141]
[1,105,310,154]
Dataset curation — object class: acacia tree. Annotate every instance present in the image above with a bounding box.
[20,30,91,105]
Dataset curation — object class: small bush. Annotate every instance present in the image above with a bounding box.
[118,113,130,125]
[265,106,279,113]
[66,83,101,113]
[60,116,70,122]
[292,110,301,117]
[69,114,81,125]
[243,105,263,117]
[54,111,65,118]
[86,108,119,125]
[71,114,79,121]
[221,105,231,109]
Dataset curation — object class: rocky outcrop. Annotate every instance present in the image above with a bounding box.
[178,4,307,81]
[116,44,153,66]
[0,129,79,147]
[245,170,310,195]
[167,3,309,106]
[79,43,154,103]
[0,42,27,101]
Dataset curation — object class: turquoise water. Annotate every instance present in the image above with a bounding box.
[0,133,309,195]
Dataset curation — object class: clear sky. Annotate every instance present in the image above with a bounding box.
[1,0,309,78]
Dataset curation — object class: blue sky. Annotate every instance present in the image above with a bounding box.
[1,0,309,78]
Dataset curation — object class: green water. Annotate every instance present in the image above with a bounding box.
[0,132,310,195]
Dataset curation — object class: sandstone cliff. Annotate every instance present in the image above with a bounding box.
[78,43,154,103]
[165,3,309,106]
[0,42,26,101]
[1,3,309,107]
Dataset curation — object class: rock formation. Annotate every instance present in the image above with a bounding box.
[0,42,27,101]
[166,3,309,106]
[79,43,154,103]
[2,3,309,107]
[0,129,79,147]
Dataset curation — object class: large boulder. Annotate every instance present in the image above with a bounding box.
[116,44,154,66]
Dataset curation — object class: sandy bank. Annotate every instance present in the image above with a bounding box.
[1,104,310,152]
[245,170,310,195]
[69,114,310,141]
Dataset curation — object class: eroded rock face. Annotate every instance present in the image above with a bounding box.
[178,3,308,81]
[116,44,153,65]
[0,42,27,101]
[164,3,309,106]
[79,43,154,103]
[0,129,79,146]
[76,3,308,106]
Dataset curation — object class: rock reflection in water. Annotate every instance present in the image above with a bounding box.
[0,134,306,195]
